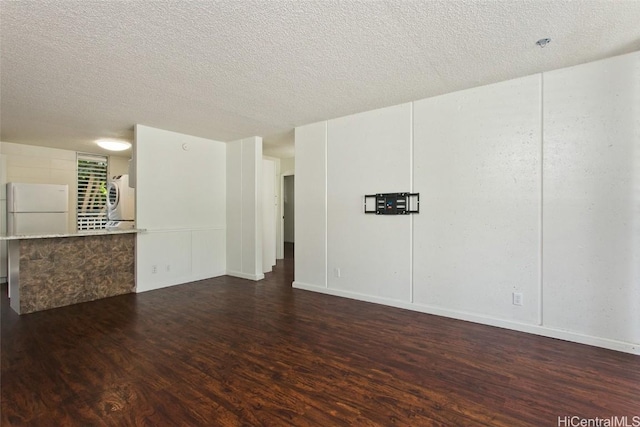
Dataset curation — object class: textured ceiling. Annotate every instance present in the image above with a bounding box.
[2,1,640,158]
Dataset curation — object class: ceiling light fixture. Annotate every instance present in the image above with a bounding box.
[536,38,551,48]
[96,139,132,151]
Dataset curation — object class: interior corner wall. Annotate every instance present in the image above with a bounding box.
[226,137,264,281]
[135,125,227,293]
[294,51,640,355]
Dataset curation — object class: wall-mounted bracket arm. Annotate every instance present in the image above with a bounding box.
[364,193,419,215]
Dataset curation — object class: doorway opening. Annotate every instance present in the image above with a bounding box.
[283,174,294,260]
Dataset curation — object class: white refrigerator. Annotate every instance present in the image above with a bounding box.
[7,183,69,235]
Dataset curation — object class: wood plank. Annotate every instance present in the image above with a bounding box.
[2,244,638,426]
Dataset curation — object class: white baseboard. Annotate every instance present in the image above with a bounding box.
[226,270,265,281]
[136,270,226,293]
[292,281,639,355]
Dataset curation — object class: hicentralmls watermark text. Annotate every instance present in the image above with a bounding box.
[558,416,640,427]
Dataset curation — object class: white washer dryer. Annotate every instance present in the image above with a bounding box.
[106,174,135,229]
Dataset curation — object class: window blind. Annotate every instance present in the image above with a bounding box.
[77,153,108,230]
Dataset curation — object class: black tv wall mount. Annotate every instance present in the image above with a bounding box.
[364,193,419,215]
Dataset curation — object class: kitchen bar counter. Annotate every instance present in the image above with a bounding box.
[4,229,144,314]
[0,228,144,240]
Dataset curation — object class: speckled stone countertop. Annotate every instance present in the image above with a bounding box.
[0,228,145,241]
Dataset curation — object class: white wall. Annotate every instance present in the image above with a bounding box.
[109,156,130,177]
[413,75,542,324]
[263,155,284,260]
[135,125,227,292]
[294,51,640,354]
[542,53,640,345]
[327,103,412,301]
[294,122,327,288]
[262,158,276,273]
[280,157,295,175]
[226,137,264,280]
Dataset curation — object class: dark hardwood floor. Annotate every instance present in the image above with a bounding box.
[2,243,638,426]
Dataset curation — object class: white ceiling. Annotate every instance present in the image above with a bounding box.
[2,1,639,159]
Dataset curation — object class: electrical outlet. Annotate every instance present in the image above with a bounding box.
[513,292,523,306]
[151,265,157,274]
[334,268,341,278]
